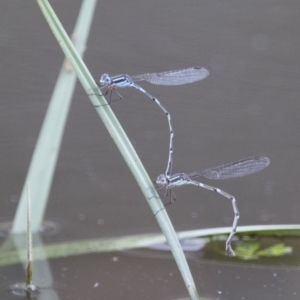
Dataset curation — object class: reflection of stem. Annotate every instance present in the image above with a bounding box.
[25,181,33,288]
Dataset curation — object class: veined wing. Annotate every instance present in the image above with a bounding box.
[188,156,270,180]
[130,67,209,86]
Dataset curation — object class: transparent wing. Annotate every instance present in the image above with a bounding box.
[188,156,270,180]
[130,67,209,86]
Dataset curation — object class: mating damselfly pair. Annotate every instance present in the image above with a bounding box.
[96,67,270,256]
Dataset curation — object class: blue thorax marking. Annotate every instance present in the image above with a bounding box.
[111,75,133,87]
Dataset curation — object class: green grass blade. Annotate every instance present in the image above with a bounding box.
[12,0,98,234]
[2,224,300,267]
[36,0,199,298]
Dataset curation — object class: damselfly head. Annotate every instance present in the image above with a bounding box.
[156,174,168,187]
[99,74,111,86]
